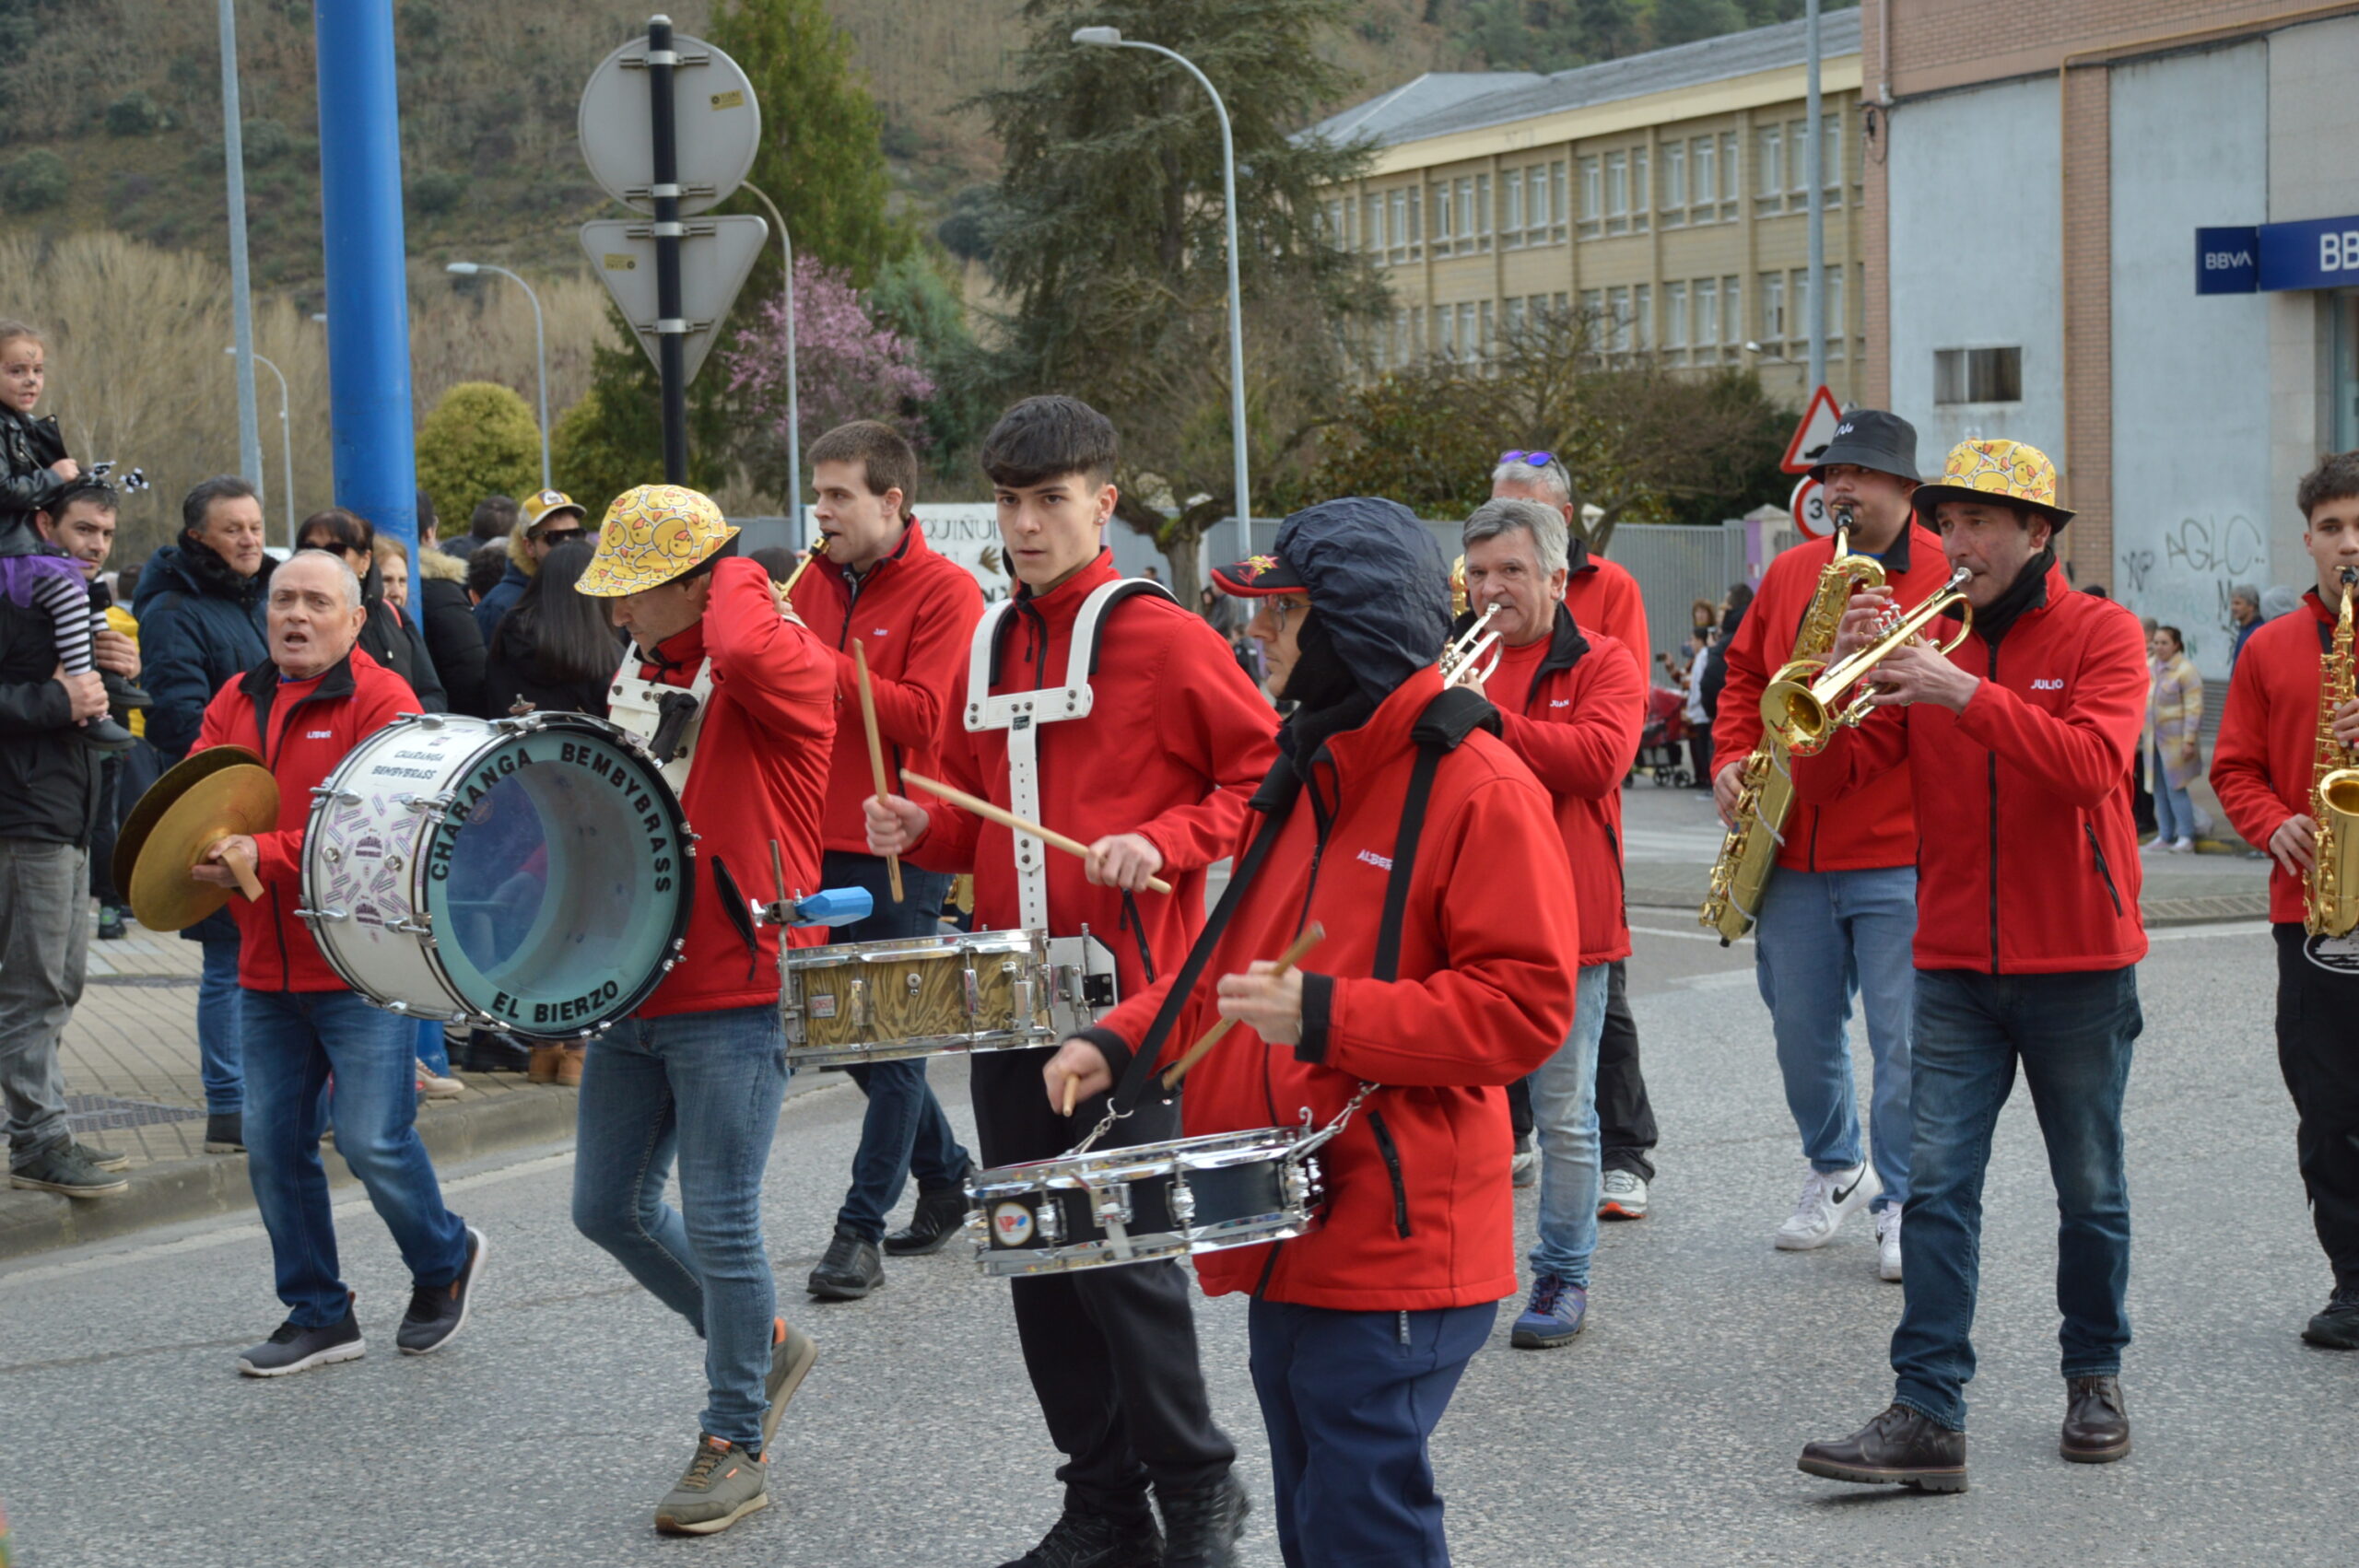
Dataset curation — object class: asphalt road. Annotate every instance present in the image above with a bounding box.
[4,918,2351,1568]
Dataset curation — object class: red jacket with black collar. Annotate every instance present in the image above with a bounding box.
[1713,521,1954,873]
[2212,589,2341,926]
[789,518,986,857]
[1084,668,1580,1311]
[1564,541,1649,678]
[1791,562,2149,974]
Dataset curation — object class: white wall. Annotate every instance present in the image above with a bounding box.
[2107,41,2271,680]
[1885,76,2065,474]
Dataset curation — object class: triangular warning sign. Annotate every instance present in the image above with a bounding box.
[1779,384,1847,474]
[580,214,770,385]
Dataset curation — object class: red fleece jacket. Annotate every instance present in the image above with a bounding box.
[2212,589,2342,926]
[1565,549,1649,680]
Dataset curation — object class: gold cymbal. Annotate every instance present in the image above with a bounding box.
[112,746,264,897]
[126,764,281,933]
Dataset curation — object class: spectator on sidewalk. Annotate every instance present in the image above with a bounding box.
[135,476,272,1155]
[36,479,142,939]
[2145,624,2204,854]
[483,539,620,719]
[2228,585,2262,668]
[474,489,587,642]
[465,540,508,607]
[1,485,145,1198]
[444,494,518,559]
[191,548,487,1375]
[297,509,446,712]
[411,543,488,719]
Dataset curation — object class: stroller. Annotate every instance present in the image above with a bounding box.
[1633,685,1694,787]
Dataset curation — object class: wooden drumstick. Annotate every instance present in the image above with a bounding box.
[852,639,904,905]
[898,770,1176,897]
[1161,923,1326,1091]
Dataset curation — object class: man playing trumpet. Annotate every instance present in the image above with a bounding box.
[1787,440,2150,1492]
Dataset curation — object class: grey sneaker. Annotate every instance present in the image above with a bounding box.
[204,1111,244,1153]
[654,1435,770,1536]
[761,1317,818,1451]
[8,1137,128,1197]
[75,1140,131,1172]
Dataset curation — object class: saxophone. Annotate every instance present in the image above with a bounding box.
[2306,565,2359,938]
[1699,512,1887,944]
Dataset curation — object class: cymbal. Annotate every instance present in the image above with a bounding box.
[112,746,264,897]
[126,764,281,933]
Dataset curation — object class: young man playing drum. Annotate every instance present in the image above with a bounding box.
[790,419,986,1299]
[569,486,837,1536]
[1041,497,1582,1568]
[865,396,1279,1568]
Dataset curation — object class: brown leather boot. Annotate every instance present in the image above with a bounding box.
[527,1045,560,1083]
[1799,1402,1967,1492]
[2060,1375,2130,1463]
[556,1046,586,1087]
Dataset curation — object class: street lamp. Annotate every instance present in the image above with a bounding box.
[1744,340,1799,368]
[447,262,551,491]
[225,345,295,548]
[1074,26,1250,563]
[737,181,804,549]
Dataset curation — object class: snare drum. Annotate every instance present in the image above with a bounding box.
[781,929,1116,1070]
[299,712,693,1039]
[968,1127,1325,1278]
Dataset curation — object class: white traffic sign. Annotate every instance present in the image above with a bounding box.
[581,214,769,384]
[1779,383,1846,474]
[578,32,760,217]
[1790,476,1829,540]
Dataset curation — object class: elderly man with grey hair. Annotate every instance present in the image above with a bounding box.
[1454,497,1646,1347]
[1487,451,1661,1221]
[190,548,487,1377]
[2228,583,2262,668]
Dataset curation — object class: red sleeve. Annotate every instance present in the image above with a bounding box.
[1129,617,1280,875]
[705,556,835,742]
[1790,700,1909,802]
[834,569,984,755]
[1713,559,1790,766]
[1953,609,2147,810]
[1496,638,1643,801]
[2209,635,2294,847]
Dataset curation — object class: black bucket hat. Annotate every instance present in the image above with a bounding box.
[1806,408,1920,485]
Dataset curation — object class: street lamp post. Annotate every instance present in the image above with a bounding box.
[737,181,804,549]
[225,345,295,548]
[447,262,552,491]
[1073,26,1250,566]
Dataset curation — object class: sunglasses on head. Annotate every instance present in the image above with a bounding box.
[1499,450,1557,468]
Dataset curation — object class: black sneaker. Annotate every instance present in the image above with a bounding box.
[1157,1474,1248,1568]
[77,716,136,753]
[238,1307,365,1376]
[460,1029,532,1073]
[2303,1281,2359,1350]
[74,1139,130,1172]
[7,1136,127,1197]
[806,1225,884,1300]
[397,1225,487,1354]
[883,1181,971,1256]
[995,1508,1164,1568]
[96,905,127,941]
[204,1111,244,1153]
[1798,1402,1967,1492]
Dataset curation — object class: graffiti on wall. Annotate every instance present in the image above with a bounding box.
[2120,511,2266,680]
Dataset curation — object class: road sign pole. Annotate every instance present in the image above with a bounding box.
[647,14,688,485]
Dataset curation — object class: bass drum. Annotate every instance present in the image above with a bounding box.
[300,712,693,1039]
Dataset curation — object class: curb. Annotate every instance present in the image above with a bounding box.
[0,1066,849,1265]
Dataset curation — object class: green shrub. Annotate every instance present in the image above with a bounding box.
[411,169,464,215]
[106,91,163,136]
[416,381,542,540]
[241,117,292,165]
[0,149,67,213]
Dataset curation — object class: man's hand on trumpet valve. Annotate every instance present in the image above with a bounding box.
[1085,832,1166,893]
[1043,1036,1114,1114]
[1856,639,1980,714]
[863,791,929,857]
[1215,960,1307,1046]
[1826,587,1895,663]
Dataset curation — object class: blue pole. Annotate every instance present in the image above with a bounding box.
[312,0,418,570]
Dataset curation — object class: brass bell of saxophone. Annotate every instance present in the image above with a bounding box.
[2306,564,2359,938]
[1760,567,1975,755]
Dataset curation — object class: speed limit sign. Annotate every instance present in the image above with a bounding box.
[1790,476,1830,539]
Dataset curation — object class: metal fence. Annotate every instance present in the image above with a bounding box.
[1599,521,1750,679]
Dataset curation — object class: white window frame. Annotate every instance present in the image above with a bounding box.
[1694,135,1716,213]
[1502,169,1523,248]
[1664,281,1688,353]
[1632,146,1650,233]
[1579,157,1602,237]
[1662,141,1686,218]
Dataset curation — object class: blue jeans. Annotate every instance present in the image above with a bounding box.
[198,936,244,1115]
[1755,866,1917,1210]
[2151,747,2196,841]
[1528,963,1610,1285]
[242,988,470,1327]
[819,850,971,1241]
[571,1004,789,1449]
[1890,965,2142,1432]
[1249,1297,1496,1568]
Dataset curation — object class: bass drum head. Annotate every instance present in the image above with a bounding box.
[423,716,692,1038]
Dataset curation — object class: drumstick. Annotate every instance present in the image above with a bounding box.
[1160,923,1326,1091]
[852,639,904,905]
[898,770,1176,897]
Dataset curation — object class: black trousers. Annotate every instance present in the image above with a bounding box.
[2275,924,2359,1289]
[1596,959,1657,1180]
[970,1050,1235,1519]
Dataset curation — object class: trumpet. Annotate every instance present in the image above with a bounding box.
[1760,567,1974,754]
[1441,603,1503,688]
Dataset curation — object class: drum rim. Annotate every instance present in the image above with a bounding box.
[968,1126,1315,1199]
[780,926,1044,970]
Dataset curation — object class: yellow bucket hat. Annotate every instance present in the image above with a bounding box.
[1911,439,2075,527]
[575,485,740,597]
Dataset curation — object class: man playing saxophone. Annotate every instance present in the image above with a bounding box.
[1708,411,1942,1279]
[2210,450,2359,1352]
[1789,439,2150,1492]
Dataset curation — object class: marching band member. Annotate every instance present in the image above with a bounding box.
[1451,497,1642,1348]
[865,397,1278,1568]
[569,486,836,1536]
[1790,441,2149,1492]
[2210,450,2359,1351]
[1711,411,1937,1277]
[787,420,986,1299]
[1043,497,1580,1568]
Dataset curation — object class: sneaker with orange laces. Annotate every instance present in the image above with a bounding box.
[655,1435,770,1536]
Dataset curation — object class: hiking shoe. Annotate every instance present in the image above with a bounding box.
[397,1226,487,1354]
[884,1180,972,1256]
[75,1140,130,1172]
[96,905,127,941]
[203,1111,245,1153]
[1799,1402,1967,1492]
[1510,1274,1588,1349]
[7,1136,127,1197]
[1510,1131,1538,1189]
[761,1316,819,1451]
[995,1507,1163,1568]
[654,1435,769,1536]
[238,1307,365,1376]
[1157,1473,1249,1568]
[2060,1375,2130,1463]
[1874,1205,1904,1282]
[806,1224,884,1300]
[1598,1169,1649,1220]
[2303,1281,2359,1350]
[1774,1162,1878,1250]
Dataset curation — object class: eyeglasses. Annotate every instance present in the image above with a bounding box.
[1499,450,1558,468]
[1263,596,1310,638]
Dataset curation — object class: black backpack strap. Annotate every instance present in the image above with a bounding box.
[1372,686,1497,981]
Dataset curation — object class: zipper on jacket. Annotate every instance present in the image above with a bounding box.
[2086,822,2123,917]
[1364,1108,1413,1238]
[261,687,334,990]
[1986,640,2001,975]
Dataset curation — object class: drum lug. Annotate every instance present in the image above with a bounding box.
[401,792,456,816]
[387,916,432,937]
[414,713,447,729]
[1091,1182,1136,1261]
[961,965,981,1016]
[1010,965,1038,1024]
[671,936,687,953]
[1032,1193,1062,1246]
[847,976,868,1030]
[309,787,361,807]
[1168,1168,1196,1232]
[292,907,346,924]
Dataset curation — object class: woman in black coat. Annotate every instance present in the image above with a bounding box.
[483,539,622,718]
[296,507,447,711]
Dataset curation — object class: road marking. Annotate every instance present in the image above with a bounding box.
[1630,923,1747,944]
[2144,921,2271,943]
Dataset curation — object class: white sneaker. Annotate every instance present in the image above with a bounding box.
[1774,1162,1880,1250]
[417,1069,464,1100]
[2168,837,2196,855]
[1598,1169,1649,1220]
[1874,1206,1904,1281]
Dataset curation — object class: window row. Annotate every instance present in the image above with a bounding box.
[1325,160,1574,263]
